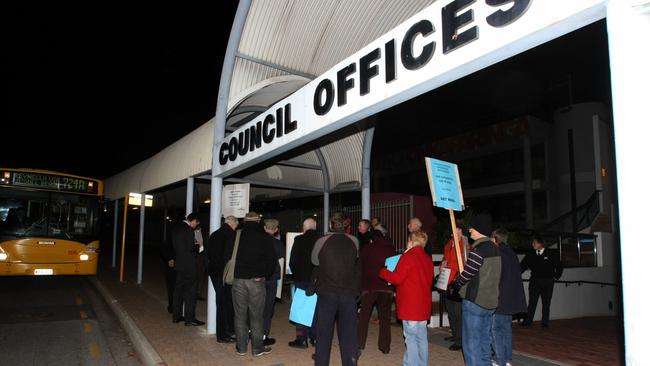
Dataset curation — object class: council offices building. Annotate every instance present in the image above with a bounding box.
[104,1,649,363]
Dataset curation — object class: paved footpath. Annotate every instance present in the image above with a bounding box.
[95,249,565,366]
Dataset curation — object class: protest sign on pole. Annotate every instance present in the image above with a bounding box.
[425,157,465,272]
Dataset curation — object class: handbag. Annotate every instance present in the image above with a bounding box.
[222,229,242,285]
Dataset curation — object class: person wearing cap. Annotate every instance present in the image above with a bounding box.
[262,218,284,346]
[449,211,501,366]
[232,212,278,357]
[311,212,361,366]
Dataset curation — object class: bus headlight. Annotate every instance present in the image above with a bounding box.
[0,253,7,261]
[79,254,89,261]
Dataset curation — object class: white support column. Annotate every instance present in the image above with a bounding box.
[186,177,195,216]
[137,193,145,285]
[112,199,118,268]
[607,1,650,365]
[207,0,251,335]
[362,128,375,220]
[323,192,330,233]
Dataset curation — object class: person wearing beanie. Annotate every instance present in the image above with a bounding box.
[450,211,501,366]
[232,211,278,357]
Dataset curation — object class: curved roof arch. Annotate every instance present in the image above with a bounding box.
[104,0,436,200]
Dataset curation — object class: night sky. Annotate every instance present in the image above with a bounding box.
[4,2,611,184]
[4,2,238,179]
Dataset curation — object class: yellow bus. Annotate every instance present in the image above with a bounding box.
[0,168,103,276]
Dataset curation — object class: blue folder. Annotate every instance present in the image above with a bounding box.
[289,288,318,327]
[385,254,402,272]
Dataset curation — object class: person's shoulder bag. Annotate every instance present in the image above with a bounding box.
[222,229,242,285]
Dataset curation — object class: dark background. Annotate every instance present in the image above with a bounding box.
[4,2,610,184]
[4,2,238,179]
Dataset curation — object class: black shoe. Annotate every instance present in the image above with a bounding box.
[196,296,206,301]
[288,339,308,349]
[449,343,462,351]
[264,337,276,346]
[542,323,549,328]
[520,322,532,327]
[217,337,236,343]
[185,319,205,326]
[381,349,390,354]
[252,347,272,357]
[172,316,184,323]
[444,335,455,341]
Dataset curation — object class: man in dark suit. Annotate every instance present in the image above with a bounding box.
[206,215,238,343]
[160,224,176,314]
[288,217,319,348]
[520,235,563,328]
[171,212,205,326]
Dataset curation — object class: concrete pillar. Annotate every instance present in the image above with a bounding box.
[361,128,375,220]
[137,194,145,285]
[207,0,252,336]
[607,1,650,364]
[186,177,194,216]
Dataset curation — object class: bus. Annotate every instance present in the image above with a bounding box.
[0,168,103,276]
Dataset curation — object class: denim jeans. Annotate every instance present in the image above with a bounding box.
[462,300,496,366]
[491,313,513,366]
[232,278,266,354]
[402,320,428,366]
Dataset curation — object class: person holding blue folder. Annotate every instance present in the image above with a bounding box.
[379,230,434,366]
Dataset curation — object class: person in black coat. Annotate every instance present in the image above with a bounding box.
[206,215,238,343]
[232,212,278,356]
[171,212,204,326]
[288,217,319,348]
[520,235,563,328]
[491,228,527,366]
[160,223,176,314]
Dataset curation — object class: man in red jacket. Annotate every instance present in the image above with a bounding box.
[379,230,433,366]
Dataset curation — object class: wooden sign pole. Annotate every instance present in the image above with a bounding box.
[449,209,464,273]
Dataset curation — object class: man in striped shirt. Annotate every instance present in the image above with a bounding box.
[450,212,501,366]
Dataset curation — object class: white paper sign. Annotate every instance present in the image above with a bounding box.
[276,258,285,299]
[221,183,250,218]
[435,268,452,291]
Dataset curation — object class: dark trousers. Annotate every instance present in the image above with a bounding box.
[162,260,176,310]
[315,293,359,366]
[446,295,462,345]
[263,279,278,336]
[357,291,392,353]
[173,270,198,320]
[209,272,235,339]
[525,277,554,326]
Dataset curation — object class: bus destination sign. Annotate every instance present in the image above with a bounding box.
[8,172,97,194]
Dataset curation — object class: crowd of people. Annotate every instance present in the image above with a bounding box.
[161,210,562,366]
